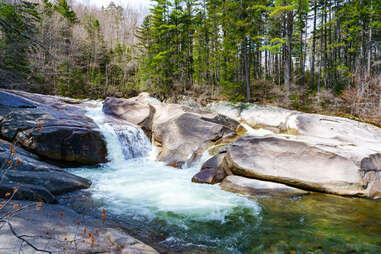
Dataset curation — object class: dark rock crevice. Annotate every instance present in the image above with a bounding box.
[0,89,109,203]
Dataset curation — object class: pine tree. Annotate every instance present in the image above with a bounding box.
[0,0,39,82]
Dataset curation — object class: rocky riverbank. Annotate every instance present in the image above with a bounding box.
[0,199,159,253]
[1,88,381,253]
[0,89,158,253]
[104,93,381,199]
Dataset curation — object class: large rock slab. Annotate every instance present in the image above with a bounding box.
[103,93,216,130]
[0,89,82,107]
[207,101,381,151]
[0,183,57,203]
[103,96,152,125]
[0,139,91,202]
[0,201,159,254]
[15,125,106,165]
[240,106,297,133]
[286,113,381,149]
[221,176,308,197]
[222,136,381,199]
[0,90,37,108]
[0,89,107,165]
[207,101,297,133]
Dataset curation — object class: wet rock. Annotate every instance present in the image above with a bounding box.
[0,139,91,202]
[192,153,227,184]
[360,154,381,199]
[222,136,381,199]
[220,176,308,197]
[0,89,107,165]
[0,89,82,106]
[4,170,91,196]
[15,126,107,165]
[192,168,223,185]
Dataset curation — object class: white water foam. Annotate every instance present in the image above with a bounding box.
[73,101,262,249]
[241,123,274,136]
[86,101,152,163]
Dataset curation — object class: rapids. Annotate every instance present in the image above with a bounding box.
[67,102,381,254]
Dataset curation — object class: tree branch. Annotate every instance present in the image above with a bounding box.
[5,220,52,254]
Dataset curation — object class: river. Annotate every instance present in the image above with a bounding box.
[67,102,381,253]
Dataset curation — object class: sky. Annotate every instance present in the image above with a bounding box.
[79,0,153,10]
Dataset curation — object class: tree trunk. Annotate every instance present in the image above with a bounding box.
[299,16,304,84]
[311,1,317,87]
[318,13,324,97]
[284,12,293,91]
[265,48,268,79]
[323,4,328,89]
[368,0,372,75]
[242,37,250,101]
[379,75,381,112]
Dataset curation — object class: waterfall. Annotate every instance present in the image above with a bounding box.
[85,101,151,163]
[112,124,151,160]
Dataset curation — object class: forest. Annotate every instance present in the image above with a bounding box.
[0,0,380,125]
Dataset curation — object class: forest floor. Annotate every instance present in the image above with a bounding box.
[1,80,380,128]
[165,83,381,128]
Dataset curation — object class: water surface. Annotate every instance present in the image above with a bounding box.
[68,102,381,254]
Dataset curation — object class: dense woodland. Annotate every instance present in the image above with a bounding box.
[0,0,380,125]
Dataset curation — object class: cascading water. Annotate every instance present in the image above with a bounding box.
[73,101,261,253]
[85,101,151,162]
[68,101,381,254]
[112,123,151,160]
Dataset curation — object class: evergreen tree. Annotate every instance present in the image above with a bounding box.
[0,0,39,82]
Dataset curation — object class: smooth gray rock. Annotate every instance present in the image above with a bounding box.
[207,101,381,150]
[103,96,151,125]
[286,113,381,149]
[207,101,296,133]
[192,168,224,185]
[154,113,235,167]
[220,176,308,197]
[223,136,381,199]
[0,201,159,254]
